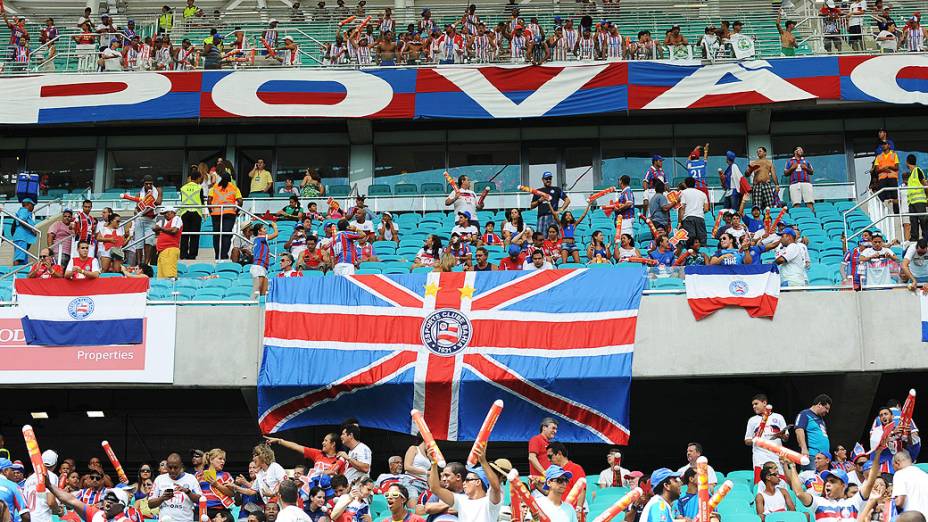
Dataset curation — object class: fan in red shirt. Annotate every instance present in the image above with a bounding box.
[498,244,527,271]
[263,434,347,489]
[300,236,327,272]
[528,417,559,478]
[47,479,140,522]
[28,248,64,278]
[546,441,586,503]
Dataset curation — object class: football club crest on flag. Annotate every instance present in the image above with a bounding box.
[258,268,647,443]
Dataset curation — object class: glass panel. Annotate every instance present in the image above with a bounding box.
[374,144,445,190]
[186,149,224,174]
[277,146,350,188]
[600,139,672,189]
[106,149,184,190]
[237,148,274,196]
[0,151,24,198]
[448,143,520,192]
[680,138,748,189]
[26,150,95,194]
[527,147,558,188]
[771,134,846,184]
[564,147,595,193]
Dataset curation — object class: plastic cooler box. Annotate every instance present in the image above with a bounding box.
[16,173,39,202]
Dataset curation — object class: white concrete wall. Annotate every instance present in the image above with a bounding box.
[169,289,926,386]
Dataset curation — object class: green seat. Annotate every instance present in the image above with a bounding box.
[394,183,418,195]
[420,183,445,195]
[328,185,350,197]
[368,184,392,196]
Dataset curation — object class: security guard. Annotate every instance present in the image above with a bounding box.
[179,166,205,260]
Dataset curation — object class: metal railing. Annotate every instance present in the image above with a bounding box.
[843,186,928,244]
[0,207,43,264]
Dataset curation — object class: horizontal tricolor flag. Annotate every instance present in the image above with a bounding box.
[14,278,149,346]
[683,265,780,320]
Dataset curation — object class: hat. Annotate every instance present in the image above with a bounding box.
[726,150,737,161]
[421,8,430,15]
[508,244,522,256]
[11,461,24,471]
[554,15,562,21]
[488,459,513,481]
[105,488,130,506]
[821,469,848,485]
[818,450,833,461]
[0,459,10,471]
[143,174,154,182]
[782,228,797,238]
[650,468,680,489]
[624,470,644,479]
[825,0,836,7]
[269,18,279,24]
[458,211,472,220]
[545,465,573,483]
[355,194,366,200]
[101,13,111,18]
[382,211,392,218]
[284,35,293,41]
[542,171,553,179]
[671,24,680,29]
[42,450,58,468]
[22,197,35,205]
[652,154,663,162]
[161,205,177,214]
[469,468,489,491]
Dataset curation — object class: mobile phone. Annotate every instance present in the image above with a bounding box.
[164,488,174,497]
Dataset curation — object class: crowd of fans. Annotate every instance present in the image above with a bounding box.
[11,127,927,293]
[0,393,926,522]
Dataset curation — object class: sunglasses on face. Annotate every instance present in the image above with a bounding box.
[384,492,406,500]
[465,477,482,483]
[550,477,569,484]
[90,475,102,480]
[141,469,151,473]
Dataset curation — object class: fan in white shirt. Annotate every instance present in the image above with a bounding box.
[148,453,203,522]
[676,443,718,488]
[743,394,789,479]
[427,445,502,522]
[892,450,928,515]
[275,479,311,522]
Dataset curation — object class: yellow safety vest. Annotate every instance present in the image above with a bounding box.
[159,12,173,32]
[908,167,927,206]
[179,181,203,216]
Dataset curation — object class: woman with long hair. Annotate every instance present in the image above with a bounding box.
[587,230,611,263]
[300,169,325,197]
[197,448,235,519]
[412,235,443,269]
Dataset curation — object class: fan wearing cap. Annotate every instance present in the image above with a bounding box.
[641,468,681,522]
[685,144,710,199]
[153,206,183,279]
[24,451,61,522]
[785,436,882,522]
[774,228,809,287]
[641,156,665,216]
[276,36,301,66]
[451,213,479,246]
[546,443,585,507]
[48,476,139,522]
[12,198,36,266]
[427,444,501,522]
[536,466,577,522]
[819,0,843,53]
[530,172,570,242]
[0,459,28,522]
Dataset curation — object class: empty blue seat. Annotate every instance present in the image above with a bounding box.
[394,184,418,195]
[368,184,392,196]
[327,185,350,197]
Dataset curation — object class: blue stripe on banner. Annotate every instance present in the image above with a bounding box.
[922,321,928,342]
[269,276,401,306]
[685,264,779,276]
[499,267,646,313]
[21,317,143,346]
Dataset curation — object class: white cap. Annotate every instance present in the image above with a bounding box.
[269,18,279,24]
[160,205,177,214]
[41,450,58,467]
[105,488,130,505]
[284,35,293,41]
[825,0,835,7]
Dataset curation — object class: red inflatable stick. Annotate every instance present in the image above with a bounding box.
[588,187,615,203]
[697,457,710,522]
[477,186,490,207]
[565,477,586,508]
[411,409,446,468]
[518,185,551,201]
[444,172,459,195]
[707,481,733,510]
[590,488,642,522]
[510,482,523,522]
[626,256,657,266]
[755,404,773,438]
[508,470,551,522]
[613,214,623,238]
[668,229,688,247]
[22,425,46,493]
[467,400,504,467]
[752,438,810,465]
[338,15,356,26]
[199,495,208,522]
[900,389,916,433]
[768,207,788,233]
[102,440,129,484]
[666,190,682,209]
[763,208,772,232]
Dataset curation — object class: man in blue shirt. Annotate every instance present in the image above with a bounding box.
[795,394,832,471]
[0,458,29,522]
[13,198,36,266]
[673,468,699,520]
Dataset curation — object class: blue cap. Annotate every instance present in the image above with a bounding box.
[652,154,663,162]
[821,469,848,485]
[818,450,832,461]
[10,461,24,471]
[468,467,489,491]
[0,458,11,471]
[782,228,797,238]
[508,244,522,256]
[545,465,573,482]
[21,198,34,205]
[726,150,737,161]
[542,171,553,179]
[458,211,472,220]
[554,15,562,21]
[650,468,679,489]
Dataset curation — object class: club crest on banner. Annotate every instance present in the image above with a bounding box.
[729,280,749,297]
[67,297,95,320]
[421,309,472,356]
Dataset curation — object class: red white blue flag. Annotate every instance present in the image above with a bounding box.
[258,268,646,443]
[14,279,149,346]
[683,265,780,320]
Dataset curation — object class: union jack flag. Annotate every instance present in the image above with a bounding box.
[257,268,645,443]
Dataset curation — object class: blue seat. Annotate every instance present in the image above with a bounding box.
[175,287,198,300]
[420,183,445,195]
[383,266,410,274]
[224,291,253,300]
[187,263,215,276]
[368,184,392,196]
[204,277,233,289]
[412,266,433,274]
[175,279,200,289]
[359,261,385,271]
[215,261,242,274]
[394,183,418,195]
[327,185,350,197]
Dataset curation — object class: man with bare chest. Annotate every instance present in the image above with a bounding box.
[747,146,779,210]
[376,31,397,65]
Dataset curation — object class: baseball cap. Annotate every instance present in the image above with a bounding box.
[0,458,11,471]
[284,35,293,41]
[105,488,130,505]
[143,174,154,182]
[508,244,522,256]
[545,465,573,482]
[782,228,798,238]
[469,468,489,491]
[726,150,737,161]
[818,450,833,461]
[650,468,679,489]
[458,211,472,220]
[160,205,177,214]
[652,154,663,162]
[624,470,644,479]
[542,171,553,179]
[21,197,35,205]
[821,469,848,485]
[42,450,58,467]
[269,18,279,24]
[11,461,24,471]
